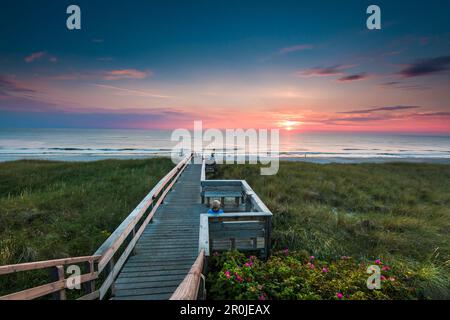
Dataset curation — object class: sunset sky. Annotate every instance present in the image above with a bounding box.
[0,0,449,133]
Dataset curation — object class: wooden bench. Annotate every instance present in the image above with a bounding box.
[200,212,272,258]
[203,190,243,207]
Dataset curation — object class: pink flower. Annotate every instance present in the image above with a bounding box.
[225,270,231,278]
[235,273,243,283]
[375,259,382,265]
[310,255,315,261]
[283,248,289,256]
[381,265,390,271]
[322,267,329,273]
[213,251,219,257]
[341,255,350,260]
[381,275,387,281]
[336,292,344,300]
[244,262,251,268]
[250,255,256,261]
[389,277,396,282]
[307,262,315,269]
[258,294,266,301]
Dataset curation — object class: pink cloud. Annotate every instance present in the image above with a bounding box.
[337,73,369,82]
[279,44,313,54]
[48,69,150,81]
[295,65,351,77]
[93,84,172,98]
[25,51,46,63]
[103,69,149,80]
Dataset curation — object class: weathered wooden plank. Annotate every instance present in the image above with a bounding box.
[204,191,243,198]
[201,180,242,187]
[211,229,265,239]
[125,258,195,266]
[112,293,171,300]
[121,264,195,273]
[115,274,186,285]
[115,269,190,280]
[115,286,178,297]
[115,280,182,290]
[209,221,265,232]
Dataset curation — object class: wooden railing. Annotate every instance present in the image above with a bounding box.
[200,212,272,258]
[199,158,272,257]
[0,255,100,300]
[169,249,205,300]
[0,153,193,300]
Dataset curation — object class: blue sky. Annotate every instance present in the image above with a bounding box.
[0,0,449,132]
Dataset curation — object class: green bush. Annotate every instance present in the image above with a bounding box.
[207,250,446,300]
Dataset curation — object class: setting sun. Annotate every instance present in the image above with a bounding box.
[278,120,302,131]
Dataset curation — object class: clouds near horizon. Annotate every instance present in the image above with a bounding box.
[338,73,369,82]
[398,55,450,77]
[279,44,314,55]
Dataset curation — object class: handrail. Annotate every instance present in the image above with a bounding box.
[0,271,99,300]
[0,255,101,300]
[170,249,205,300]
[0,255,101,276]
[0,153,193,300]
[200,158,206,182]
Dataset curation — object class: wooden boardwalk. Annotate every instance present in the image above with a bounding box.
[0,153,272,301]
[113,162,203,300]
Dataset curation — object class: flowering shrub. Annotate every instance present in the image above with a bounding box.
[207,250,420,300]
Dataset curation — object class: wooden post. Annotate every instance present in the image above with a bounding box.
[50,265,66,300]
[105,258,116,297]
[245,197,252,212]
[82,261,95,296]
[264,216,272,259]
[126,226,137,255]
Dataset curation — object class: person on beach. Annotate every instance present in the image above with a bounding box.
[208,200,224,214]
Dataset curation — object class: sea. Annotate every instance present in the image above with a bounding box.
[0,128,450,163]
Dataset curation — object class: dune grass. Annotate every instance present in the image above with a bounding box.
[0,158,174,296]
[0,159,448,299]
[210,162,450,299]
